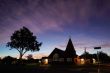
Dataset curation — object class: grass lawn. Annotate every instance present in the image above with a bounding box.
[0,63,110,73]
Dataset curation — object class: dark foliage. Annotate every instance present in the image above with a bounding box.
[80,51,92,59]
[26,54,33,60]
[98,51,110,63]
[80,51,110,63]
[7,26,42,59]
[26,54,34,63]
[82,51,110,63]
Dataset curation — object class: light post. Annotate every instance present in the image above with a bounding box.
[94,47,101,73]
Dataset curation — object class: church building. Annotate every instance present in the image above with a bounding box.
[42,38,78,64]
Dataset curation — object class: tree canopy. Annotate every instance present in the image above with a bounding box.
[80,51,92,59]
[7,26,42,59]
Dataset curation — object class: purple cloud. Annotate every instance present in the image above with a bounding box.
[0,0,110,57]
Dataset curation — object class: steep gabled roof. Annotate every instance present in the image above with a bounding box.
[64,38,77,58]
[48,48,64,58]
[48,38,77,59]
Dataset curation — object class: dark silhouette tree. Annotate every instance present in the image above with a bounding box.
[92,51,110,63]
[98,51,110,63]
[80,51,93,64]
[92,54,97,60]
[26,54,34,63]
[26,54,33,60]
[80,51,92,59]
[7,27,42,59]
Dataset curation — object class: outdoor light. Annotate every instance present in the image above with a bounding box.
[81,58,85,64]
[39,60,41,63]
[92,58,96,64]
[44,59,48,64]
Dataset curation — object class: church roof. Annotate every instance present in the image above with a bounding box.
[64,38,77,58]
[48,38,77,58]
[48,48,64,58]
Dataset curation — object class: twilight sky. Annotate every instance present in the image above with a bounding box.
[0,0,110,59]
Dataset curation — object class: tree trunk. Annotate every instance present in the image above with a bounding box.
[19,53,23,64]
[19,53,23,60]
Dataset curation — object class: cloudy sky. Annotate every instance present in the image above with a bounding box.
[0,0,110,59]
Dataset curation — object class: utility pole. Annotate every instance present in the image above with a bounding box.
[84,47,87,64]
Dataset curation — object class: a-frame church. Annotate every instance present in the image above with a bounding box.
[46,38,77,64]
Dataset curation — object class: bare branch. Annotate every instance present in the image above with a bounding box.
[16,48,21,53]
[23,50,27,56]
